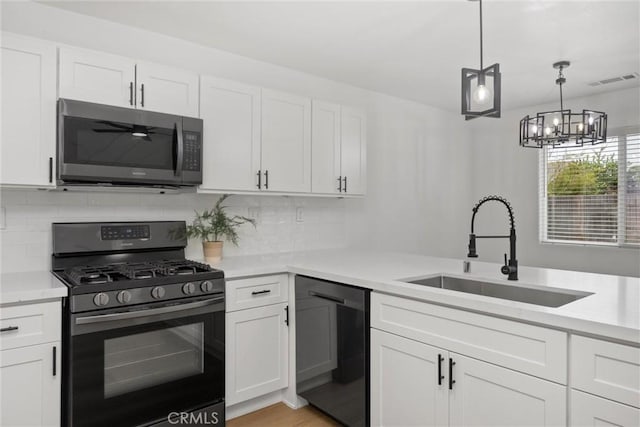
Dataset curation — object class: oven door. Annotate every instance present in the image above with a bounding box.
[68,296,224,427]
[58,98,195,186]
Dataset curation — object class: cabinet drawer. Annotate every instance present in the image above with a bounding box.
[0,301,61,350]
[571,335,640,408]
[226,274,288,312]
[571,389,640,427]
[371,292,567,383]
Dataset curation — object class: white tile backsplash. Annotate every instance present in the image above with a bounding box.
[0,189,347,273]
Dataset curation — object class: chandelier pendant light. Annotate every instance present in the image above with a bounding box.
[519,61,607,148]
[461,0,501,120]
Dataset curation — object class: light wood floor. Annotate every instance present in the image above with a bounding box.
[227,403,339,427]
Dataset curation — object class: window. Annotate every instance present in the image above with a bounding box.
[540,127,640,247]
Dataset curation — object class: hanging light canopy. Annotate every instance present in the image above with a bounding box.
[520,61,607,148]
[461,0,501,120]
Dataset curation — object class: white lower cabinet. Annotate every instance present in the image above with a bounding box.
[0,343,61,426]
[225,275,290,406]
[371,329,447,427]
[371,293,567,427]
[449,354,565,427]
[371,329,565,427]
[570,389,640,427]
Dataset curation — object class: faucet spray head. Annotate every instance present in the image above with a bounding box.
[467,234,478,258]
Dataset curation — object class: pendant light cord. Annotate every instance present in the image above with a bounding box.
[479,0,484,70]
[558,66,564,111]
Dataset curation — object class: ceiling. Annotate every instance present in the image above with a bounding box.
[40,1,640,112]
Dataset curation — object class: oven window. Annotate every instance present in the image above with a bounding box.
[64,116,176,170]
[104,322,204,398]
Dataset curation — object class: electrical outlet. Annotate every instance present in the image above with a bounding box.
[296,207,304,223]
[0,207,5,230]
[247,207,261,223]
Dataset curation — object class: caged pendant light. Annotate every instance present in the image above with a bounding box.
[461,0,501,120]
[519,61,607,148]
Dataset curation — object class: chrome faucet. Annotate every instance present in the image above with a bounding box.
[467,195,518,281]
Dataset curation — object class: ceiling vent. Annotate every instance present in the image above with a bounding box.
[588,72,639,87]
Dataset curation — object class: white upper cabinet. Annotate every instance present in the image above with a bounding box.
[311,101,367,195]
[261,89,312,193]
[199,76,261,192]
[311,100,342,194]
[59,47,198,116]
[59,47,135,108]
[136,61,199,116]
[340,106,366,195]
[1,33,56,187]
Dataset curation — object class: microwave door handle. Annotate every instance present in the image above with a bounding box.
[175,120,184,177]
[75,296,224,325]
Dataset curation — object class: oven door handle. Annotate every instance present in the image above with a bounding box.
[75,296,224,325]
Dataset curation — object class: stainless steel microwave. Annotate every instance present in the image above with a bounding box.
[57,99,203,188]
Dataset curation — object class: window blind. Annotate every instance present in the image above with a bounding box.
[540,128,640,247]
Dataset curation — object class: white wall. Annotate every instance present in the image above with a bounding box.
[467,87,640,277]
[0,190,346,273]
[0,2,472,272]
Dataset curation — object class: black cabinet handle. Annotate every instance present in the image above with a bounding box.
[251,289,271,296]
[438,354,444,385]
[52,346,57,376]
[284,305,289,326]
[343,176,348,193]
[48,157,53,183]
[129,82,134,106]
[449,358,456,390]
[337,176,342,192]
[140,83,145,107]
[264,170,269,189]
[0,326,19,333]
[257,170,262,189]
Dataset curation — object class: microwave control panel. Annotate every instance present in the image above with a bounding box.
[183,132,201,172]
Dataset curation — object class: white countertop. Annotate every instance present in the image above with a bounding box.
[1,249,637,345]
[214,249,640,345]
[0,271,68,305]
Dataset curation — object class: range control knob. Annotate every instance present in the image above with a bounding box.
[200,280,214,293]
[93,292,109,307]
[182,283,195,295]
[116,290,132,304]
[151,286,166,299]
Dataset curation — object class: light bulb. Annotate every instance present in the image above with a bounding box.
[578,123,584,132]
[553,117,560,126]
[531,125,538,134]
[472,84,492,105]
[545,126,552,135]
[588,116,594,125]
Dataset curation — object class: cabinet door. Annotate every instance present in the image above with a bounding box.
[371,329,448,427]
[261,89,311,193]
[1,33,56,187]
[449,354,566,427]
[571,389,640,427]
[340,107,366,195]
[0,343,61,426]
[226,303,289,405]
[59,47,135,108]
[136,61,199,116]
[311,100,341,194]
[199,76,261,191]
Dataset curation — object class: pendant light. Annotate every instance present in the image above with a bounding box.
[461,0,501,120]
[519,61,607,148]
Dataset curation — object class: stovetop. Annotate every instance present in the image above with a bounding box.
[65,259,216,287]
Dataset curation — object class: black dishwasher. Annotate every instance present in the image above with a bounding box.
[295,275,370,427]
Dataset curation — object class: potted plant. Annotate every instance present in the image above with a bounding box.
[186,194,256,263]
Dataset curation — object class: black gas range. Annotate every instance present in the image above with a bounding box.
[53,221,225,427]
